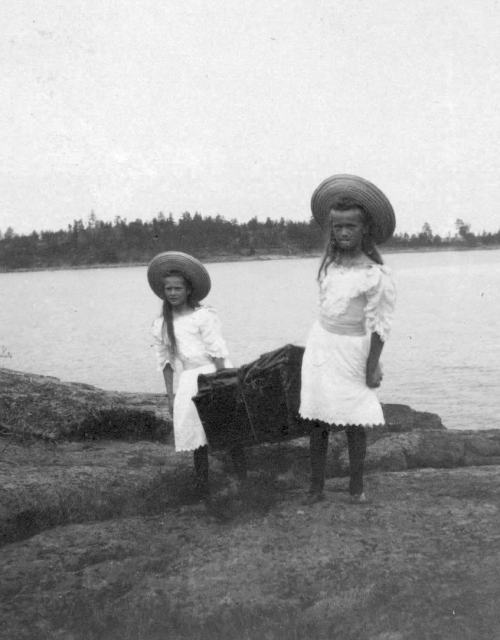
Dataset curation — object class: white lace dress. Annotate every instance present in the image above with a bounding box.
[299,262,396,427]
[151,306,230,451]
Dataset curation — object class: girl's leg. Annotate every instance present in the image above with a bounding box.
[230,445,248,483]
[346,426,367,496]
[309,422,329,496]
[193,445,209,496]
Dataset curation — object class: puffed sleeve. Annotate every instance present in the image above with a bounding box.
[151,316,172,371]
[364,265,396,342]
[196,306,229,359]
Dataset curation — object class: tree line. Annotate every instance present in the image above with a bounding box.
[0,212,499,271]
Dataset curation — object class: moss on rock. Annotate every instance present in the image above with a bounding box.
[0,367,171,441]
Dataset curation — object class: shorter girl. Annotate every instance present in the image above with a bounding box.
[148,251,246,498]
[300,175,396,504]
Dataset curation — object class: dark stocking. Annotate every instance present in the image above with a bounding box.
[230,445,248,482]
[193,445,209,496]
[346,426,367,496]
[309,422,329,494]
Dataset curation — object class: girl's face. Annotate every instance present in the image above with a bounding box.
[163,275,190,309]
[329,208,366,252]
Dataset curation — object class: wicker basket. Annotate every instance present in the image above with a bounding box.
[193,344,308,450]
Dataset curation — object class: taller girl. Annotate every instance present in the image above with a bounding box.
[300,174,396,504]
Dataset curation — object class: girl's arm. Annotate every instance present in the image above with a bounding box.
[366,332,384,388]
[198,307,229,369]
[162,364,174,416]
[365,267,395,388]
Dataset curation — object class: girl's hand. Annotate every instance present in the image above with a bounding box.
[213,357,226,371]
[366,362,383,388]
[164,394,174,422]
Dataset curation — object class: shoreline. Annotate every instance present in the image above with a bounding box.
[1,243,499,274]
[0,364,494,436]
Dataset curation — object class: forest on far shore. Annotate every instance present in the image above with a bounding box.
[1,212,498,271]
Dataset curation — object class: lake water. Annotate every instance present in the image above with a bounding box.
[1,250,499,430]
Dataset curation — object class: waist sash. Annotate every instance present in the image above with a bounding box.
[319,316,366,336]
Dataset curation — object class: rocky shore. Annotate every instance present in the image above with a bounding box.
[1,366,500,640]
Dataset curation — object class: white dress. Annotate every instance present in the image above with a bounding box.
[151,306,230,451]
[299,262,396,427]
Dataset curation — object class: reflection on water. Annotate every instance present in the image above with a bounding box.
[1,249,499,430]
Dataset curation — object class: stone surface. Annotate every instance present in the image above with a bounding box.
[2,365,500,550]
[3,427,500,549]
[336,429,500,474]
[0,366,171,441]
[0,440,180,545]
[382,402,445,432]
[1,368,500,638]
[1,467,500,640]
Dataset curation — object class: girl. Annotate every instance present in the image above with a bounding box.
[148,251,246,499]
[300,175,396,504]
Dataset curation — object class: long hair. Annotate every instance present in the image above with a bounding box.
[317,197,383,280]
[161,271,199,358]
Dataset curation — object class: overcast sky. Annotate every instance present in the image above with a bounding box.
[2,0,499,237]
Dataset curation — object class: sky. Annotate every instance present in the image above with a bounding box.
[1,0,500,237]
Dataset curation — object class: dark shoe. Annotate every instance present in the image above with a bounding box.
[350,492,367,504]
[303,491,325,505]
[235,471,249,491]
[193,478,210,500]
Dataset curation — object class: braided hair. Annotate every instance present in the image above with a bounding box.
[161,271,199,358]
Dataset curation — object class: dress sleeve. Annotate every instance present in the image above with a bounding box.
[151,317,172,371]
[364,265,396,342]
[196,307,229,359]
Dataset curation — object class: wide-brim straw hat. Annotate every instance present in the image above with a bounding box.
[311,174,396,244]
[147,251,211,301]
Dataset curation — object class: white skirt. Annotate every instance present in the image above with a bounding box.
[173,364,215,452]
[299,321,384,427]
[173,359,232,452]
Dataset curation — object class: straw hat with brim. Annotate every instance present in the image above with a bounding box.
[147,251,211,301]
[311,174,396,244]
